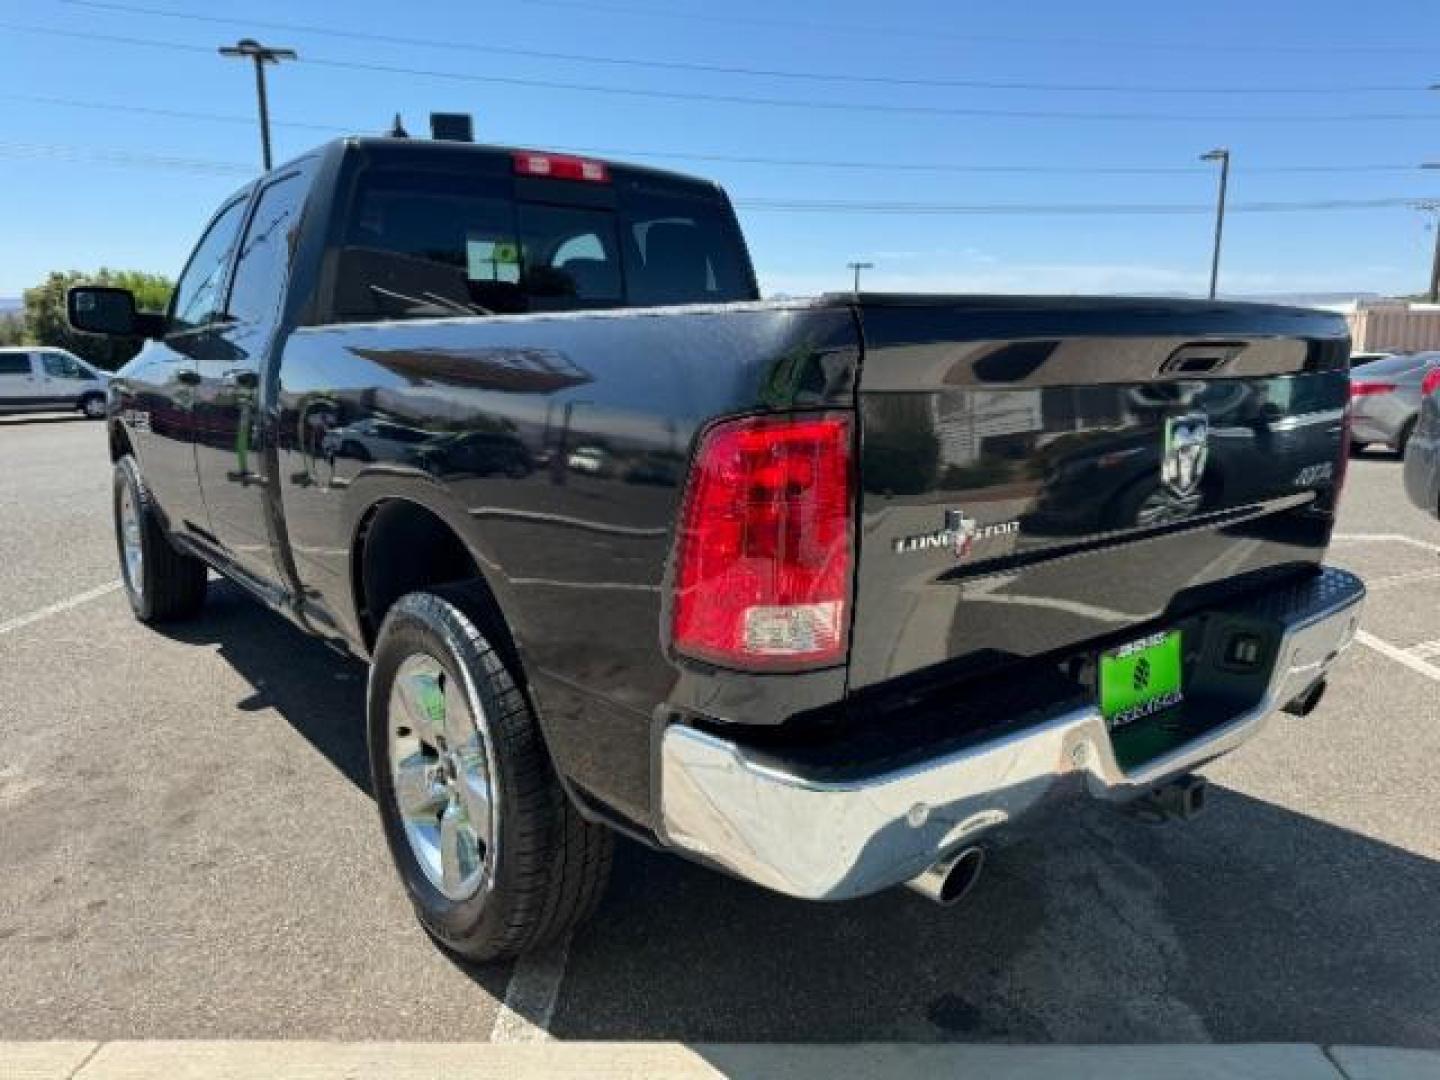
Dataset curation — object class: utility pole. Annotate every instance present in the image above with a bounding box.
[847,261,873,297]
[219,38,297,171]
[1431,206,1440,305]
[1200,148,1230,300]
[1420,199,1440,304]
[1418,165,1440,301]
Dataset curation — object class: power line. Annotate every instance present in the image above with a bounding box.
[1,93,338,133]
[53,0,1430,96]
[0,139,1429,217]
[507,0,1434,56]
[553,145,1423,177]
[5,22,1437,124]
[0,140,252,175]
[2,95,1431,180]
[736,197,1432,215]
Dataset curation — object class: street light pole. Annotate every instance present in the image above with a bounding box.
[218,38,297,171]
[1200,148,1230,300]
[847,261,874,297]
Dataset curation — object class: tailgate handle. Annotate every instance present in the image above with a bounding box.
[1160,343,1244,376]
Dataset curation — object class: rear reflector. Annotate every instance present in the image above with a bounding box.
[512,151,610,183]
[1349,381,1396,398]
[1422,366,1440,398]
[672,413,853,669]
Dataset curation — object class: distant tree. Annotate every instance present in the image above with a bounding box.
[22,269,173,370]
[0,312,24,347]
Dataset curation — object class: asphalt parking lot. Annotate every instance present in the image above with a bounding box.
[1,413,1438,1048]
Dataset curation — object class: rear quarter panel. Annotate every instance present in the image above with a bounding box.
[273,302,857,825]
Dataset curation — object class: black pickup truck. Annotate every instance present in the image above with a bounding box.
[71,136,1365,960]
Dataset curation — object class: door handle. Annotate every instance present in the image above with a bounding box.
[222,369,259,390]
[176,369,201,385]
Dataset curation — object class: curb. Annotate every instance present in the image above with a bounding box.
[2,1042,1439,1080]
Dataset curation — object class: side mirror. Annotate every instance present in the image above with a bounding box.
[66,286,165,339]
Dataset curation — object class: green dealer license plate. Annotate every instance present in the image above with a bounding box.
[1100,630,1184,730]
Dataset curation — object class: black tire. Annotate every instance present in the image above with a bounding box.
[79,392,107,420]
[113,455,208,623]
[368,584,613,962]
[1394,418,1416,458]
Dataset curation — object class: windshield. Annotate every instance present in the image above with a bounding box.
[332,167,754,322]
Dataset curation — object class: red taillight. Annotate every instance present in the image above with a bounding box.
[1349,380,1396,398]
[672,413,853,670]
[1422,366,1440,398]
[512,150,609,183]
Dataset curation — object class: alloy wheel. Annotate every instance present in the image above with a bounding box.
[119,483,144,599]
[387,654,498,902]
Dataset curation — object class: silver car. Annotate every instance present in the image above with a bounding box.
[1402,362,1440,517]
[1349,351,1440,456]
[1348,350,1393,369]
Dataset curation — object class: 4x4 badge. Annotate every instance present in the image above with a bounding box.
[893,509,1019,558]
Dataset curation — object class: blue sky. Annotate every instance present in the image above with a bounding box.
[1,0,1438,298]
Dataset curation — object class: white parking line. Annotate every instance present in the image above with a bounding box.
[1411,640,1440,661]
[488,935,570,1043]
[1333,533,1440,554]
[1356,630,1440,684]
[1364,568,1440,590]
[0,581,121,636]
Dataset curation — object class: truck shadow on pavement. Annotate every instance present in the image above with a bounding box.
[554,798,1440,1047]
[164,581,1439,1049]
[156,579,372,796]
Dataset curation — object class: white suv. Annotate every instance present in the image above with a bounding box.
[0,347,110,418]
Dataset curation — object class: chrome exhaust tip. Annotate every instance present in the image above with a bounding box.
[1282,677,1328,717]
[906,845,986,907]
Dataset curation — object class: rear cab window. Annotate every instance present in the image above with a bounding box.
[326,146,757,324]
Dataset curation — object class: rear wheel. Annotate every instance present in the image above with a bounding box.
[368,584,612,961]
[113,456,208,622]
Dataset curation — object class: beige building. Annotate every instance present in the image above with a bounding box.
[1345,301,1440,354]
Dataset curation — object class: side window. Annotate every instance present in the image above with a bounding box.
[169,197,249,333]
[227,172,308,325]
[42,353,84,379]
[0,354,32,376]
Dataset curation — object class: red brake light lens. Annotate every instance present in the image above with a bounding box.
[512,151,609,183]
[1349,380,1396,398]
[672,413,853,669]
[1422,366,1440,398]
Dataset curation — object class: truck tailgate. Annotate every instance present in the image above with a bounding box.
[849,295,1350,690]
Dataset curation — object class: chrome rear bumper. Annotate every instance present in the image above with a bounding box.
[659,567,1364,901]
